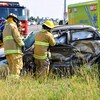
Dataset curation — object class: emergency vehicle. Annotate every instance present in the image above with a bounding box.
[68,1,100,30]
[0,1,28,35]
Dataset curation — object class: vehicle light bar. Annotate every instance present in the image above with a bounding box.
[90,5,96,10]
[0,3,8,6]
[0,2,19,6]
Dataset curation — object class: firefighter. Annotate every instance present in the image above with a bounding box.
[34,20,56,79]
[3,13,24,79]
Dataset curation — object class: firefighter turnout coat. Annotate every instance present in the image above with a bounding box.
[34,29,56,60]
[3,20,24,55]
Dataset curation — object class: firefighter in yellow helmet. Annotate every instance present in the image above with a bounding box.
[34,20,56,79]
[3,13,24,79]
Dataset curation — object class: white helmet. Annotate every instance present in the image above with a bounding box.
[7,13,19,21]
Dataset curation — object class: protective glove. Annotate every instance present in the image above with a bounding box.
[47,51,51,59]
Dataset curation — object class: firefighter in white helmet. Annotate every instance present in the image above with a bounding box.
[34,20,56,79]
[3,13,24,79]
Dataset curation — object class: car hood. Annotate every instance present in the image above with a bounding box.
[71,40,100,55]
[50,40,100,66]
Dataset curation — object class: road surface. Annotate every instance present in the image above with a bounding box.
[28,25,42,33]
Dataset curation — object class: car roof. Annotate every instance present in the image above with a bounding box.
[53,24,98,31]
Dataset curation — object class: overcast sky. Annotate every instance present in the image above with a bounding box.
[0,0,95,19]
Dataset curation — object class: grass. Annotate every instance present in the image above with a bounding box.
[0,65,100,100]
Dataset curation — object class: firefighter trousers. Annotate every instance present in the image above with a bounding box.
[6,53,23,76]
[34,59,50,79]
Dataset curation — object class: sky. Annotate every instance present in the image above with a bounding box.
[0,0,95,19]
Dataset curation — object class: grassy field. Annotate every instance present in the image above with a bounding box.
[0,66,100,100]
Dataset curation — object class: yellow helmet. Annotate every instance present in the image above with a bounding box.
[43,20,54,29]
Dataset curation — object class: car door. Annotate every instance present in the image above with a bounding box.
[50,29,79,76]
[50,29,72,59]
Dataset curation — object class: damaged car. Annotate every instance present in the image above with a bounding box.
[50,24,100,76]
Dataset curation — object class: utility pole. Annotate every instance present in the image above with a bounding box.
[64,0,66,13]
[64,0,67,23]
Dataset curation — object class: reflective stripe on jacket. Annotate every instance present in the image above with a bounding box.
[3,20,24,55]
[34,29,56,59]
[35,41,49,46]
[34,54,47,59]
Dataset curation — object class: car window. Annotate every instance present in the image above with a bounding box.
[52,30,67,44]
[71,30,93,41]
[55,35,66,44]
[52,30,60,38]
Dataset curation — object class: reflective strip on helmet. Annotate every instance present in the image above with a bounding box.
[3,36,14,41]
[35,41,49,46]
[34,54,47,59]
[5,50,22,54]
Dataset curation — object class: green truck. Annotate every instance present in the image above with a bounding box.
[68,0,100,31]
